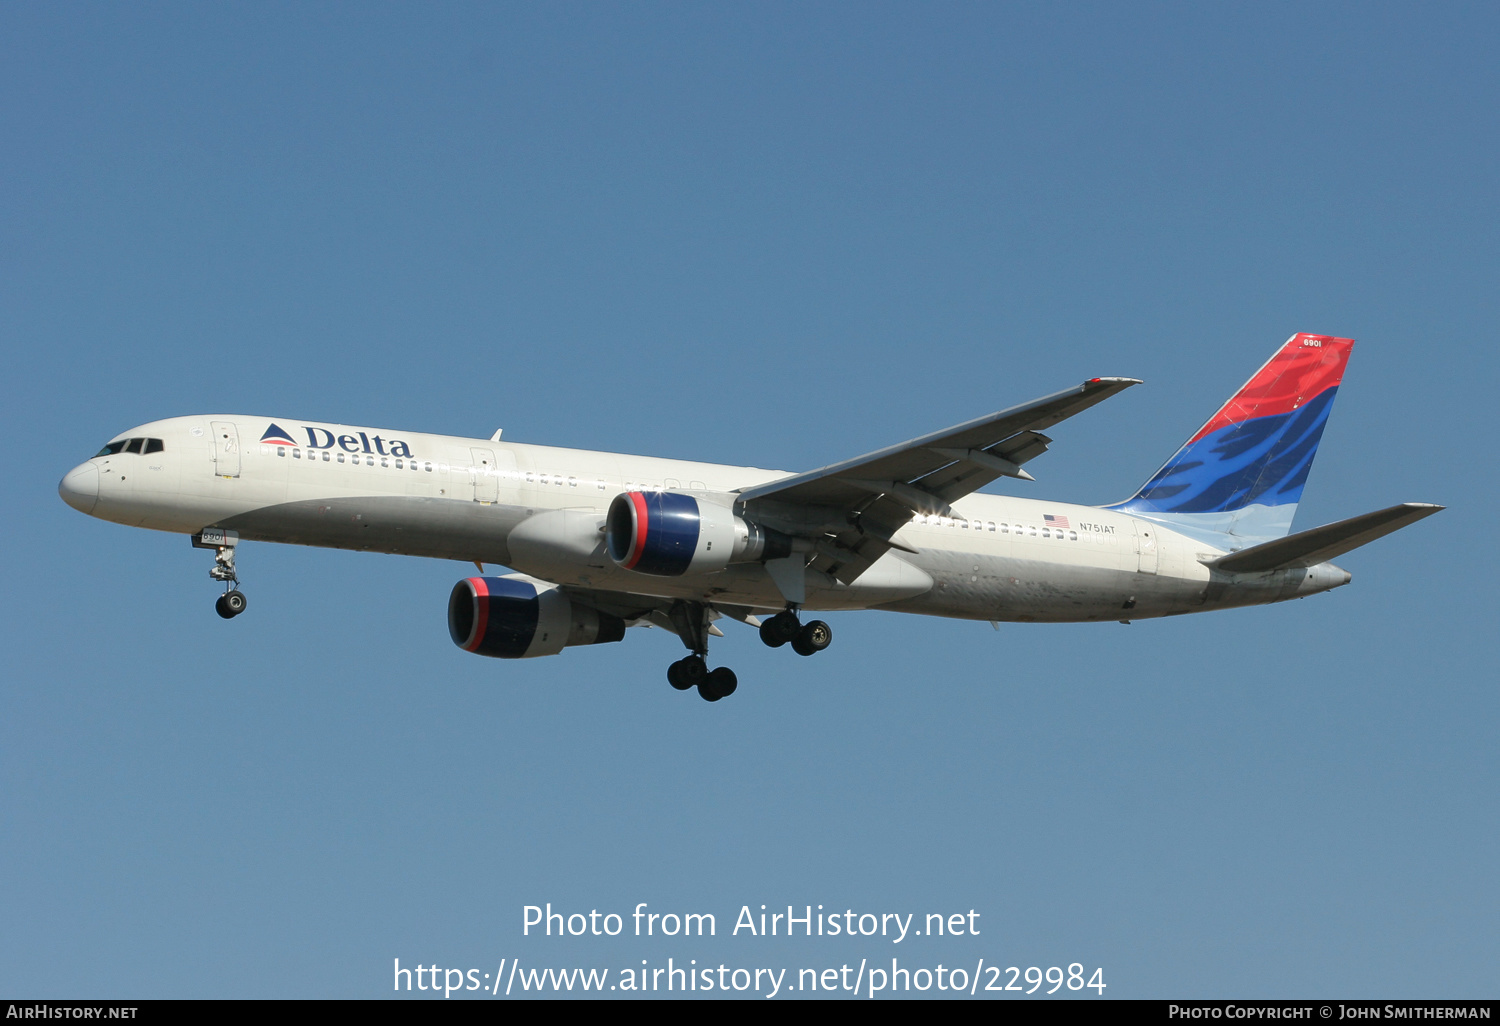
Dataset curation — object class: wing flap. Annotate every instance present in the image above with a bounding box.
[1208,502,1444,573]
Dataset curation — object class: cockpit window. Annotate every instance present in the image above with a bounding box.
[94,437,165,457]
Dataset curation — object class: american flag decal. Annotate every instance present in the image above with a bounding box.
[1044,514,1070,529]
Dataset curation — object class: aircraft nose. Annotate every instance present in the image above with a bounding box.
[59,462,100,515]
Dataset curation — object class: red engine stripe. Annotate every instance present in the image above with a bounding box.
[624,491,649,570]
[466,577,490,652]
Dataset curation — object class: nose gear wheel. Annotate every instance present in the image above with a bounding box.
[195,531,249,619]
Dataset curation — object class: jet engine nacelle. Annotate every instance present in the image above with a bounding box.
[605,491,790,577]
[448,575,625,658]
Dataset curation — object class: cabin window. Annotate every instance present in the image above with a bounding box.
[987,522,995,532]
[321,451,331,462]
[568,476,577,487]
[1069,530,1078,541]
[277,448,285,457]
[1041,528,1050,538]
[960,519,969,529]
[395,459,404,469]
[424,462,433,472]
[380,457,389,468]
[293,449,301,459]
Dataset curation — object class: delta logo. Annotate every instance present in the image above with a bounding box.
[260,423,415,458]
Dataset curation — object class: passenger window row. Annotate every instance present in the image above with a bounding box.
[266,445,434,472]
[96,438,165,456]
[917,514,1079,541]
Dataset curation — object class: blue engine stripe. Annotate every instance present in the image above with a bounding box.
[635,492,701,576]
[477,577,540,658]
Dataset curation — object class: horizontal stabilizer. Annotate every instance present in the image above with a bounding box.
[1208,503,1444,573]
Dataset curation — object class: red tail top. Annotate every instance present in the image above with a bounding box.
[1187,334,1354,443]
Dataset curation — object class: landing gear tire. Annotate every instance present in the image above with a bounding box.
[759,611,801,648]
[705,667,738,701]
[699,666,738,702]
[667,655,707,691]
[215,590,248,619]
[791,619,832,656]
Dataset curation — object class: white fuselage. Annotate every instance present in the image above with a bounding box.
[60,415,1350,623]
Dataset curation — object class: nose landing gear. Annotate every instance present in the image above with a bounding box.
[193,529,248,619]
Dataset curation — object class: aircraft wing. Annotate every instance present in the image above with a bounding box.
[736,377,1139,585]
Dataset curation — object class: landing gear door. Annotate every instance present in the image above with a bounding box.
[1133,520,1159,575]
[211,421,241,478]
[470,447,507,503]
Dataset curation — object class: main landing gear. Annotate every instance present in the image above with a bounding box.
[193,529,248,619]
[661,602,833,702]
[758,609,832,657]
[665,600,737,702]
[667,654,737,702]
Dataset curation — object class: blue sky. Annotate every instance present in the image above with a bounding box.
[2,2,1495,998]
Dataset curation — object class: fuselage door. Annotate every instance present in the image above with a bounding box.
[470,447,500,502]
[1134,520,1159,574]
[211,421,241,478]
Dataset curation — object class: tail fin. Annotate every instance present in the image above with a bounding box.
[1110,333,1355,546]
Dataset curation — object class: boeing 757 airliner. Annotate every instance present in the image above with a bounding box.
[58,333,1440,701]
